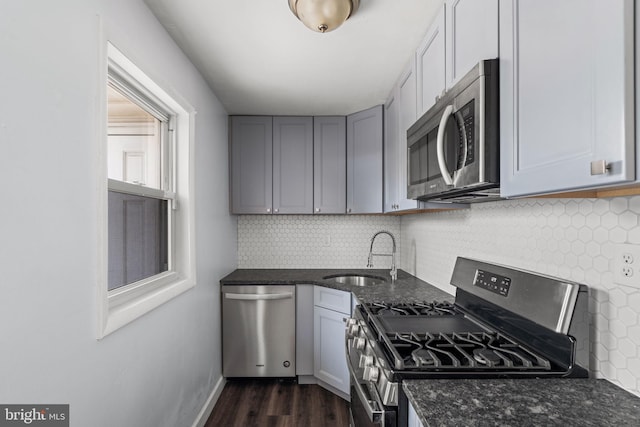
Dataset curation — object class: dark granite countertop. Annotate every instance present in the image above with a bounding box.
[403,378,640,427]
[220,268,454,303]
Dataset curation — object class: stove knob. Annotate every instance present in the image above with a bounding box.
[359,354,373,368]
[363,366,380,382]
[344,317,358,327]
[347,324,360,337]
[354,337,366,350]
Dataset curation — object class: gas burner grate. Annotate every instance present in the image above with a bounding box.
[386,331,551,371]
[366,301,459,317]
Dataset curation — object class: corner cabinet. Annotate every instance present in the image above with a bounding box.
[230,116,273,214]
[347,105,384,214]
[384,66,424,213]
[500,0,635,198]
[313,286,351,395]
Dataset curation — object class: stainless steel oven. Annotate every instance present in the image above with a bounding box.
[345,257,589,427]
[407,59,500,203]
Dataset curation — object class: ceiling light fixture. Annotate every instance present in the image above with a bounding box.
[288,0,360,33]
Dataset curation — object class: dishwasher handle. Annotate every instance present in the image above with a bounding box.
[224,292,293,301]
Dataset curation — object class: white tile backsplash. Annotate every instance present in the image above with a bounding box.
[237,196,640,396]
[238,215,400,269]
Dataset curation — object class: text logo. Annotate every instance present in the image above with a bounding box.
[0,405,68,427]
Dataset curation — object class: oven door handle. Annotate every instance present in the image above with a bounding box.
[436,104,454,185]
[346,340,385,424]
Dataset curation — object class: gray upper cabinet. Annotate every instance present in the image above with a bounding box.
[314,116,346,214]
[396,59,423,211]
[230,116,313,214]
[416,5,446,117]
[230,116,273,214]
[273,117,313,214]
[500,0,635,198]
[445,0,499,89]
[347,105,383,214]
[384,91,400,213]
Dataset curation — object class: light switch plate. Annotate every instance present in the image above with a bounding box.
[613,243,640,286]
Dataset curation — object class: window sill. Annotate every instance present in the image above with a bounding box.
[98,276,194,339]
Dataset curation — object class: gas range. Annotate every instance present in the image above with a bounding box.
[346,257,589,427]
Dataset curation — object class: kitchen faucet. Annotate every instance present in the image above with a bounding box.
[367,230,397,282]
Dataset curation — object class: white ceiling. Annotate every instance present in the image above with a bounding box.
[143,0,443,116]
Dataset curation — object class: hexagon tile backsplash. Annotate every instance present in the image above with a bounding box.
[237,196,640,396]
[238,215,400,269]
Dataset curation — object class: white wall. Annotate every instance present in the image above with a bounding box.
[0,1,236,426]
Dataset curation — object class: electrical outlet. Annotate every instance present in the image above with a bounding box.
[613,243,640,286]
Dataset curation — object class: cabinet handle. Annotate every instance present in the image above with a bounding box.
[266,208,271,213]
[590,160,611,176]
[347,208,352,213]
[315,208,321,213]
[274,208,279,213]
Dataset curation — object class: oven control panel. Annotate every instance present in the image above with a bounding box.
[473,269,511,297]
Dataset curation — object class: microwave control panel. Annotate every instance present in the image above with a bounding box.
[456,100,475,169]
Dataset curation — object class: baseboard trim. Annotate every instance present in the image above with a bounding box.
[297,375,317,384]
[316,379,349,401]
[192,376,226,427]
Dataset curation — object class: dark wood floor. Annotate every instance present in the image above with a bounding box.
[205,379,350,427]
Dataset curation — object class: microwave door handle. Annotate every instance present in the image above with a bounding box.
[436,104,454,185]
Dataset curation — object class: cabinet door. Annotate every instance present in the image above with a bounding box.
[445,0,499,88]
[347,105,384,214]
[384,91,400,213]
[314,116,346,214]
[500,0,635,197]
[314,305,349,394]
[396,61,421,211]
[416,5,446,116]
[273,117,313,214]
[230,116,273,214]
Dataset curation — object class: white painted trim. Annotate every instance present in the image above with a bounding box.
[96,32,197,339]
[191,376,226,427]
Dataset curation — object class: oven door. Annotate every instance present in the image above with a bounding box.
[348,359,397,427]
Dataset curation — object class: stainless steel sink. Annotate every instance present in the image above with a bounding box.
[322,273,387,287]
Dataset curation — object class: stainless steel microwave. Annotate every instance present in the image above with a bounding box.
[407,59,500,203]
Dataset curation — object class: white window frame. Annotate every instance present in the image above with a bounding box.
[97,42,196,338]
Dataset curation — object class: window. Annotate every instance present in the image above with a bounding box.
[98,43,195,338]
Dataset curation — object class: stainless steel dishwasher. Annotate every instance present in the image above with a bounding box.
[222,285,296,377]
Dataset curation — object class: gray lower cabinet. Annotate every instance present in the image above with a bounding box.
[313,286,351,395]
[314,116,346,214]
[347,105,384,214]
[273,117,313,214]
[230,116,273,214]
